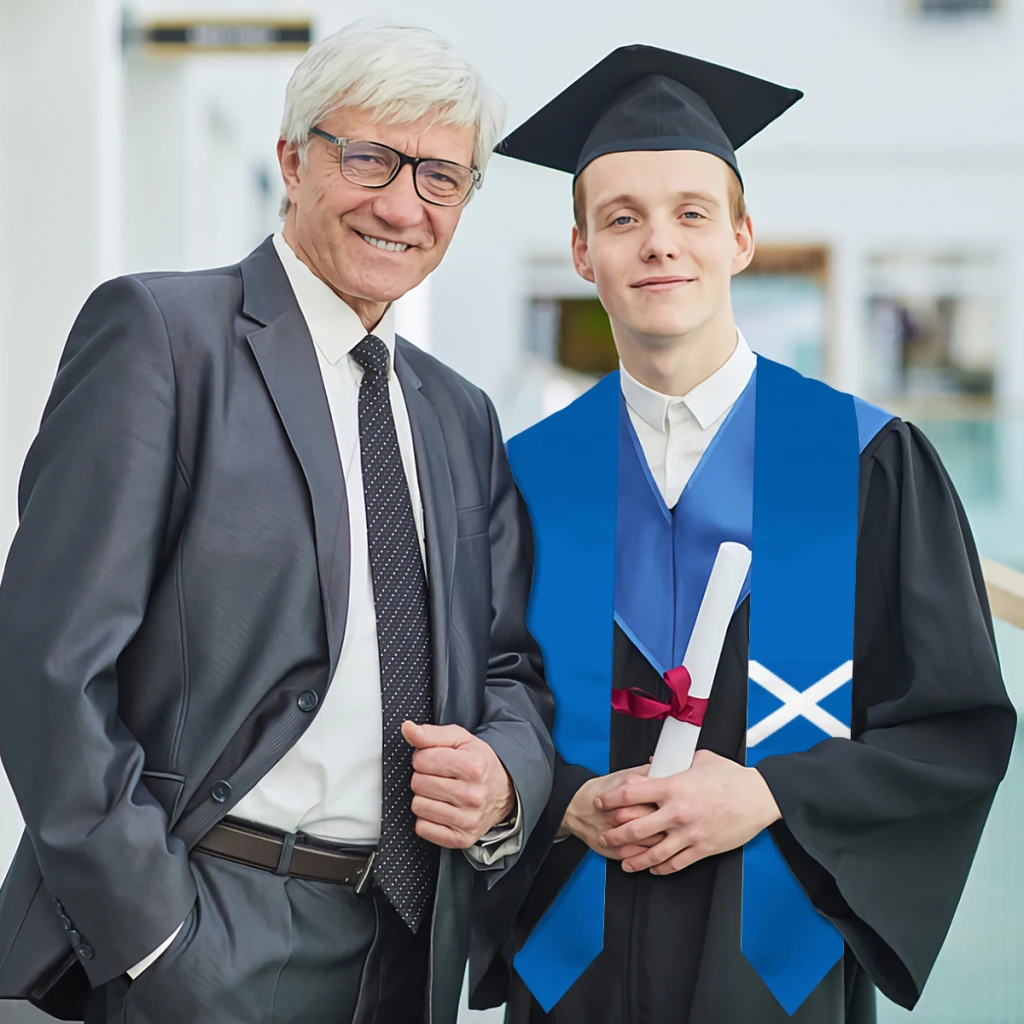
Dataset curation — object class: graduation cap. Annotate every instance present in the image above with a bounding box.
[496,45,803,189]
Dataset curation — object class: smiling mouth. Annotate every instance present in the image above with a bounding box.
[632,277,695,290]
[357,231,412,253]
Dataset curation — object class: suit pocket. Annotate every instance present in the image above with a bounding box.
[124,894,199,1001]
[142,771,186,824]
[456,504,489,539]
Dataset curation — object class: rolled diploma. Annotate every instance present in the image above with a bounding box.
[648,541,752,778]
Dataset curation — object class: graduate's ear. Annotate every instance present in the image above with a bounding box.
[731,213,755,277]
[572,225,597,284]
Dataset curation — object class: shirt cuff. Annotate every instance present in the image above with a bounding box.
[126,921,184,979]
[465,788,524,866]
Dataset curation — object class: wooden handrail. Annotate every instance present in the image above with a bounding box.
[982,558,1024,631]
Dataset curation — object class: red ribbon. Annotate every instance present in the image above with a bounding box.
[612,665,708,726]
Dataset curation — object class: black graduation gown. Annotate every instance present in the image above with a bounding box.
[470,420,1016,1024]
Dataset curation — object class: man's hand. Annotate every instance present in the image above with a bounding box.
[403,721,516,850]
[561,765,664,861]
[596,750,782,875]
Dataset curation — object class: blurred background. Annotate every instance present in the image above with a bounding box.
[1,0,1022,1020]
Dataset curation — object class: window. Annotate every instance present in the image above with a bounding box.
[864,251,999,405]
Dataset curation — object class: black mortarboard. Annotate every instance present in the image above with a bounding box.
[496,45,803,189]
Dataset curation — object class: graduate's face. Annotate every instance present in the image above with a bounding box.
[278,107,475,326]
[572,150,754,345]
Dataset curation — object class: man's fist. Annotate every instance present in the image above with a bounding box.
[402,721,516,850]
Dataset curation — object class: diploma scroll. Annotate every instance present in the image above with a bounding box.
[648,541,752,778]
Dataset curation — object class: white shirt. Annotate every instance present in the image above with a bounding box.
[620,332,757,507]
[129,233,519,979]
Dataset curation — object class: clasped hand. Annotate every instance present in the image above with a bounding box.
[570,751,782,876]
[402,721,515,850]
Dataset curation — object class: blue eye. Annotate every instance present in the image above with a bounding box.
[613,215,633,226]
[682,211,705,220]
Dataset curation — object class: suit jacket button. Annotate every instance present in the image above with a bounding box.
[297,690,318,712]
[68,930,81,946]
[211,781,232,803]
[78,944,94,960]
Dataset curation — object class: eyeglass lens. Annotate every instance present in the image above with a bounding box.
[340,140,473,205]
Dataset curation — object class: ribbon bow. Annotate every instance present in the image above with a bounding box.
[611,664,708,726]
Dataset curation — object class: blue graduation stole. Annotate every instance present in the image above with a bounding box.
[508,356,893,1015]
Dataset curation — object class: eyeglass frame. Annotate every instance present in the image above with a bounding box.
[307,127,482,207]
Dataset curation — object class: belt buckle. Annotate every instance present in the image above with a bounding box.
[354,850,376,895]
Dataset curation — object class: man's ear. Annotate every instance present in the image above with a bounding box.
[731,214,755,277]
[278,137,302,204]
[572,225,596,284]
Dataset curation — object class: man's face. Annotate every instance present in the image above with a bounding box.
[572,150,754,346]
[278,107,476,318]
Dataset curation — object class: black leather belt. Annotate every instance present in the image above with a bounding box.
[195,820,376,892]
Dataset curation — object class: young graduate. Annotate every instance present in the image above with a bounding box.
[469,45,1016,1024]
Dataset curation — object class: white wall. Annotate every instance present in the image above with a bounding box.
[0,0,11,550]
[0,0,16,882]
[120,53,293,273]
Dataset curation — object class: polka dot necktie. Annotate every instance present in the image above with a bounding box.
[351,334,437,932]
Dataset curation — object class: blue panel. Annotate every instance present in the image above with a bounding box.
[747,676,786,728]
[853,394,896,453]
[513,851,607,1012]
[744,357,860,1011]
[506,374,620,1010]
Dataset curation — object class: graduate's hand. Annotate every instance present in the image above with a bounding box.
[562,766,664,861]
[595,750,782,875]
[403,721,516,850]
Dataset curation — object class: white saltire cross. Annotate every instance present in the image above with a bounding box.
[746,661,853,748]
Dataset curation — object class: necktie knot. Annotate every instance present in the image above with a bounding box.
[352,334,390,379]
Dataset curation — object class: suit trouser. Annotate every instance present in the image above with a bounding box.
[82,848,430,1024]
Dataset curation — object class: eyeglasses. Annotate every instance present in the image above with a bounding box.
[308,128,481,207]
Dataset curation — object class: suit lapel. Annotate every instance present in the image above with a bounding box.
[395,344,456,724]
[240,239,350,676]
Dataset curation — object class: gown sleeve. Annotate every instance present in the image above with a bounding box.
[755,420,1017,1010]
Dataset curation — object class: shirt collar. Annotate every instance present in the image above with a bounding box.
[619,330,757,433]
[272,232,395,373]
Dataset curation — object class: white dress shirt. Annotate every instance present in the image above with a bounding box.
[620,332,756,507]
[129,233,519,979]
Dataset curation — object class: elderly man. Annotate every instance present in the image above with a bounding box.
[0,21,553,1024]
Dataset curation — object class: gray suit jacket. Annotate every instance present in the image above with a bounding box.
[0,237,554,1021]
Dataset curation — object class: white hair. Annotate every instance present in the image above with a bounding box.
[279,20,506,216]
